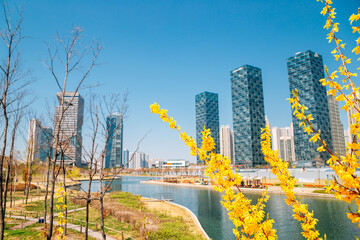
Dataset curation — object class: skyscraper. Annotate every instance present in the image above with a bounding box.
[195,91,220,163]
[105,113,123,168]
[27,119,42,162]
[220,125,234,164]
[327,95,346,157]
[231,65,266,167]
[39,126,53,162]
[123,149,130,168]
[287,50,333,165]
[53,91,84,166]
[28,119,53,162]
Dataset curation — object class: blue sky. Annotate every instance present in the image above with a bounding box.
[8,0,359,162]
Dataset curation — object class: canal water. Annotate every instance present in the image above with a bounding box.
[81,176,359,240]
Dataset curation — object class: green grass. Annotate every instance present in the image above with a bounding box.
[313,189,332,194]
[149,214,205,240]
[110,191,142,209]
[25,198,81,213]
[4,222,98,239]
[67,208,140,239]
[4,223,44,239]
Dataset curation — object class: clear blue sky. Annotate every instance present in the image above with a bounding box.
[10,0,359,162]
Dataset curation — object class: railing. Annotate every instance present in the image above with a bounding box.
[154,192,173,201]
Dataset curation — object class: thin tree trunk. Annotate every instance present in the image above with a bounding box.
[44,157,51,229]
[47,161,57,240]
[100,196,106,240]
[85,176,93,239]
[25,161,33,204]
[0,116,9,240]
[99,156,106,240]
[62,160,67,235]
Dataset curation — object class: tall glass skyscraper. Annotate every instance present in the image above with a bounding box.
[53,92,84,166]
[105,113,123,168]
[195,92,220,164]
[231,64,266,167]
[287,50,333,165]
[39,126,53,162]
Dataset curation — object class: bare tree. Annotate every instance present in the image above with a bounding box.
[42,25,101,239]
[0,1,31,238]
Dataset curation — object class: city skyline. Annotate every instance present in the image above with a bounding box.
[11,0,358,162]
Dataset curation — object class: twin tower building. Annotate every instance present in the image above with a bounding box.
[196,50,336,167]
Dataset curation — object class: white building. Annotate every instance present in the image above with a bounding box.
[344,129,351,151]
[27,119,42,162]
[220,125,234,164]
[328,95,346,156]
[129,152,149,169]
[271,126,294,162]
[162,159,189,168]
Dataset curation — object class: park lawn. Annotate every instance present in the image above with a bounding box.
[25,198,82,212]
[5,222,98,240]
[110,191,142,209]
[67,208,140,240]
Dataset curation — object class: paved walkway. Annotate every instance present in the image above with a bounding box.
[6,195,47,207]
[7,207,119,240]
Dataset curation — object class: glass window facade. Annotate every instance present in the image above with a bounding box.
[195,92,220,164]
[287,50,333,165]
[231,65,266,167]
[105,113,124,168]
[39,126,53,162]
[53,92,84,166]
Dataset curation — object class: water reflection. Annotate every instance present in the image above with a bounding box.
[80,176,359,240]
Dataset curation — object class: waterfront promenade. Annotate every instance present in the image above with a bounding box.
[142,180,335,198]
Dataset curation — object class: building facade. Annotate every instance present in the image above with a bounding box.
[195,91,220,163]
[327,95,346,157]
[287,50,333,165]
[105,113,124,168]
[231,65,266,167]
[220,125,234,164]
[27,119,42,162]
[39,126,53,162]
[53,91,84,166]
[129,152,149,169]
[123,149,130,168]
[271,126,294,162]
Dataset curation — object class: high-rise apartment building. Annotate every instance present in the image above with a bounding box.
[129,152,149,169]
[195,92,220,163]
[287,50,333,165]
[27,119,42,162]
[220,125,234,164]
[105,113,123,168]
[53,91,84,166]
[327,95,346,157]
[271,127,294,162]
[231,65,266,167]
